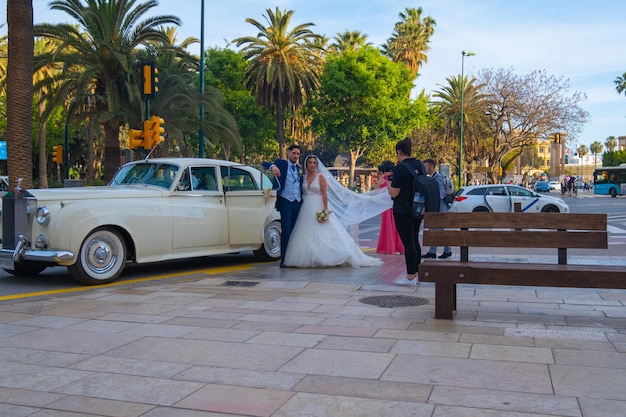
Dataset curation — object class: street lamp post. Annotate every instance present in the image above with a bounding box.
[459,50,475,188]
[198,0,205,158]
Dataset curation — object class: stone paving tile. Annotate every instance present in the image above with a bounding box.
[70,356,191,378]
[0,386,66,407]
[57,373,204,407]
[553,349,626,368]
[144,407,248,417]
[279,349,395,379]
[246,330,327,347]
[174,384,294,417]
[382,355,553,394]
[104,337,304,371]
[551,364,626,400]
[9,315,88,329]
[0,328,143,355]
[175,366,304,390]
[578,397,626,417]
[272,392,434,417]
[315,335,396,352]
[0,347,89,367]
[392,339,472,358]
[293,375,432,403]
[469,344,554,364]
[0,361,94,391]
[44,396,154,417]
[429,386,581,416]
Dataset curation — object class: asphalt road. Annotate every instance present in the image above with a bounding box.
[0,191,623,298]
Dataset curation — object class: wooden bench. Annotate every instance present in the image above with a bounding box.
[419,212,626,319]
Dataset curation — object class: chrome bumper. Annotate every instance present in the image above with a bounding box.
[0,235,74,266]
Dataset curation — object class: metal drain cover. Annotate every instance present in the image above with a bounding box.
[222,281,260,287]
[359,295,429,308]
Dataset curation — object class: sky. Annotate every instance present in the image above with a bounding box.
[2,0,626,150]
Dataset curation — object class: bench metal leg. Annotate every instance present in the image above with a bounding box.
[435,279,455,320]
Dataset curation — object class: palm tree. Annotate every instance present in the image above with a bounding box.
[605,135,617,152]
[33,38,64,187]
[234,7,324,158]
[590,140,603,168]
[328,30,371,54]
[6,0,34,189]
[432,74,489,178]
[35,0,181,181]
[615,71,626,96]
[577,144,588,178]
[382,7,436,79]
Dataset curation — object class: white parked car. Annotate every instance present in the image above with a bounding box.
[0,158,281,285]
[549,181,561,191]
[449,184,570,213]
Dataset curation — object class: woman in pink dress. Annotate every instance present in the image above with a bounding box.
[375,161,404,255]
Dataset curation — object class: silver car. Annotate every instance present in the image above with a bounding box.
[449,184,570,213]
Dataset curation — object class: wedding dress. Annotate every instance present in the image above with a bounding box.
[284,173,383,268]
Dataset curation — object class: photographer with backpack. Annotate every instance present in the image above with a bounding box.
[387,138,431,286]
[422,159,452,259]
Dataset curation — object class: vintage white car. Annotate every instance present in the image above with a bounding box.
[0,158,281,285]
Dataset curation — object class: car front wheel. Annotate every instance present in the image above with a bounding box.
[69,228,127,285]
[541,205,560,213]
[253,220,281,261]
[472,206,490,212]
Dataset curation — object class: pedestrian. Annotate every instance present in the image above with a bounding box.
[374,160,404,255]
[387,137,427,286]
[422,158,452,259]
[262,144,303,268]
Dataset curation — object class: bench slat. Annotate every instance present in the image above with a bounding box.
[419,261,626,319]
[423,230,608,249]
[423,212,607,230]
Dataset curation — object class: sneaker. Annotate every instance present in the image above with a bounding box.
[395,276,418,286]
[422,252,436,258]
[438,252,452,259]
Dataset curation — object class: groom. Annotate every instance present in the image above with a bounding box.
[263,144,303,267]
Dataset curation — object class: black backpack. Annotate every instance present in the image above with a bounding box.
[401,161,440,218]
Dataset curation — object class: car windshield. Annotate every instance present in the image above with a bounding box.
[110,162,179,189]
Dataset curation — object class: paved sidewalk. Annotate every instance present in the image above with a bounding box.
[1,253,625,417]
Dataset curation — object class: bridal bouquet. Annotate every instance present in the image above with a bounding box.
[316,209,330,223]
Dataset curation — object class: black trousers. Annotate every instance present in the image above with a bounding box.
[393,212,423,275]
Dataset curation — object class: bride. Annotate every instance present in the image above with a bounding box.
[283,155,392,268]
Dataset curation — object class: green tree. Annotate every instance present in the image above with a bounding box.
[478,68,589,182]
[35,0,181,181]
[309,46,427,187]
[6,0,34,189]
[382,7,436,79]
[590,140,603,168]
[233,7,324,159]
[605,135,617,152]
[204,46,276,163]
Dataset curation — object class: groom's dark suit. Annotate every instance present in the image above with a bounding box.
[262,159,303,266]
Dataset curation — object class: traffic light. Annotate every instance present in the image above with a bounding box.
[554,133,561,144]
[152,115,165,146]
[141,61,158,98]
[129,129,144,149]
[498,166,503,176]
[143,115,165,149]
[52,145,63,164]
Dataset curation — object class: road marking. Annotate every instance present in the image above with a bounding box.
[0,262,257,302]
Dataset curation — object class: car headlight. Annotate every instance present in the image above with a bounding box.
[36,206,50,225]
